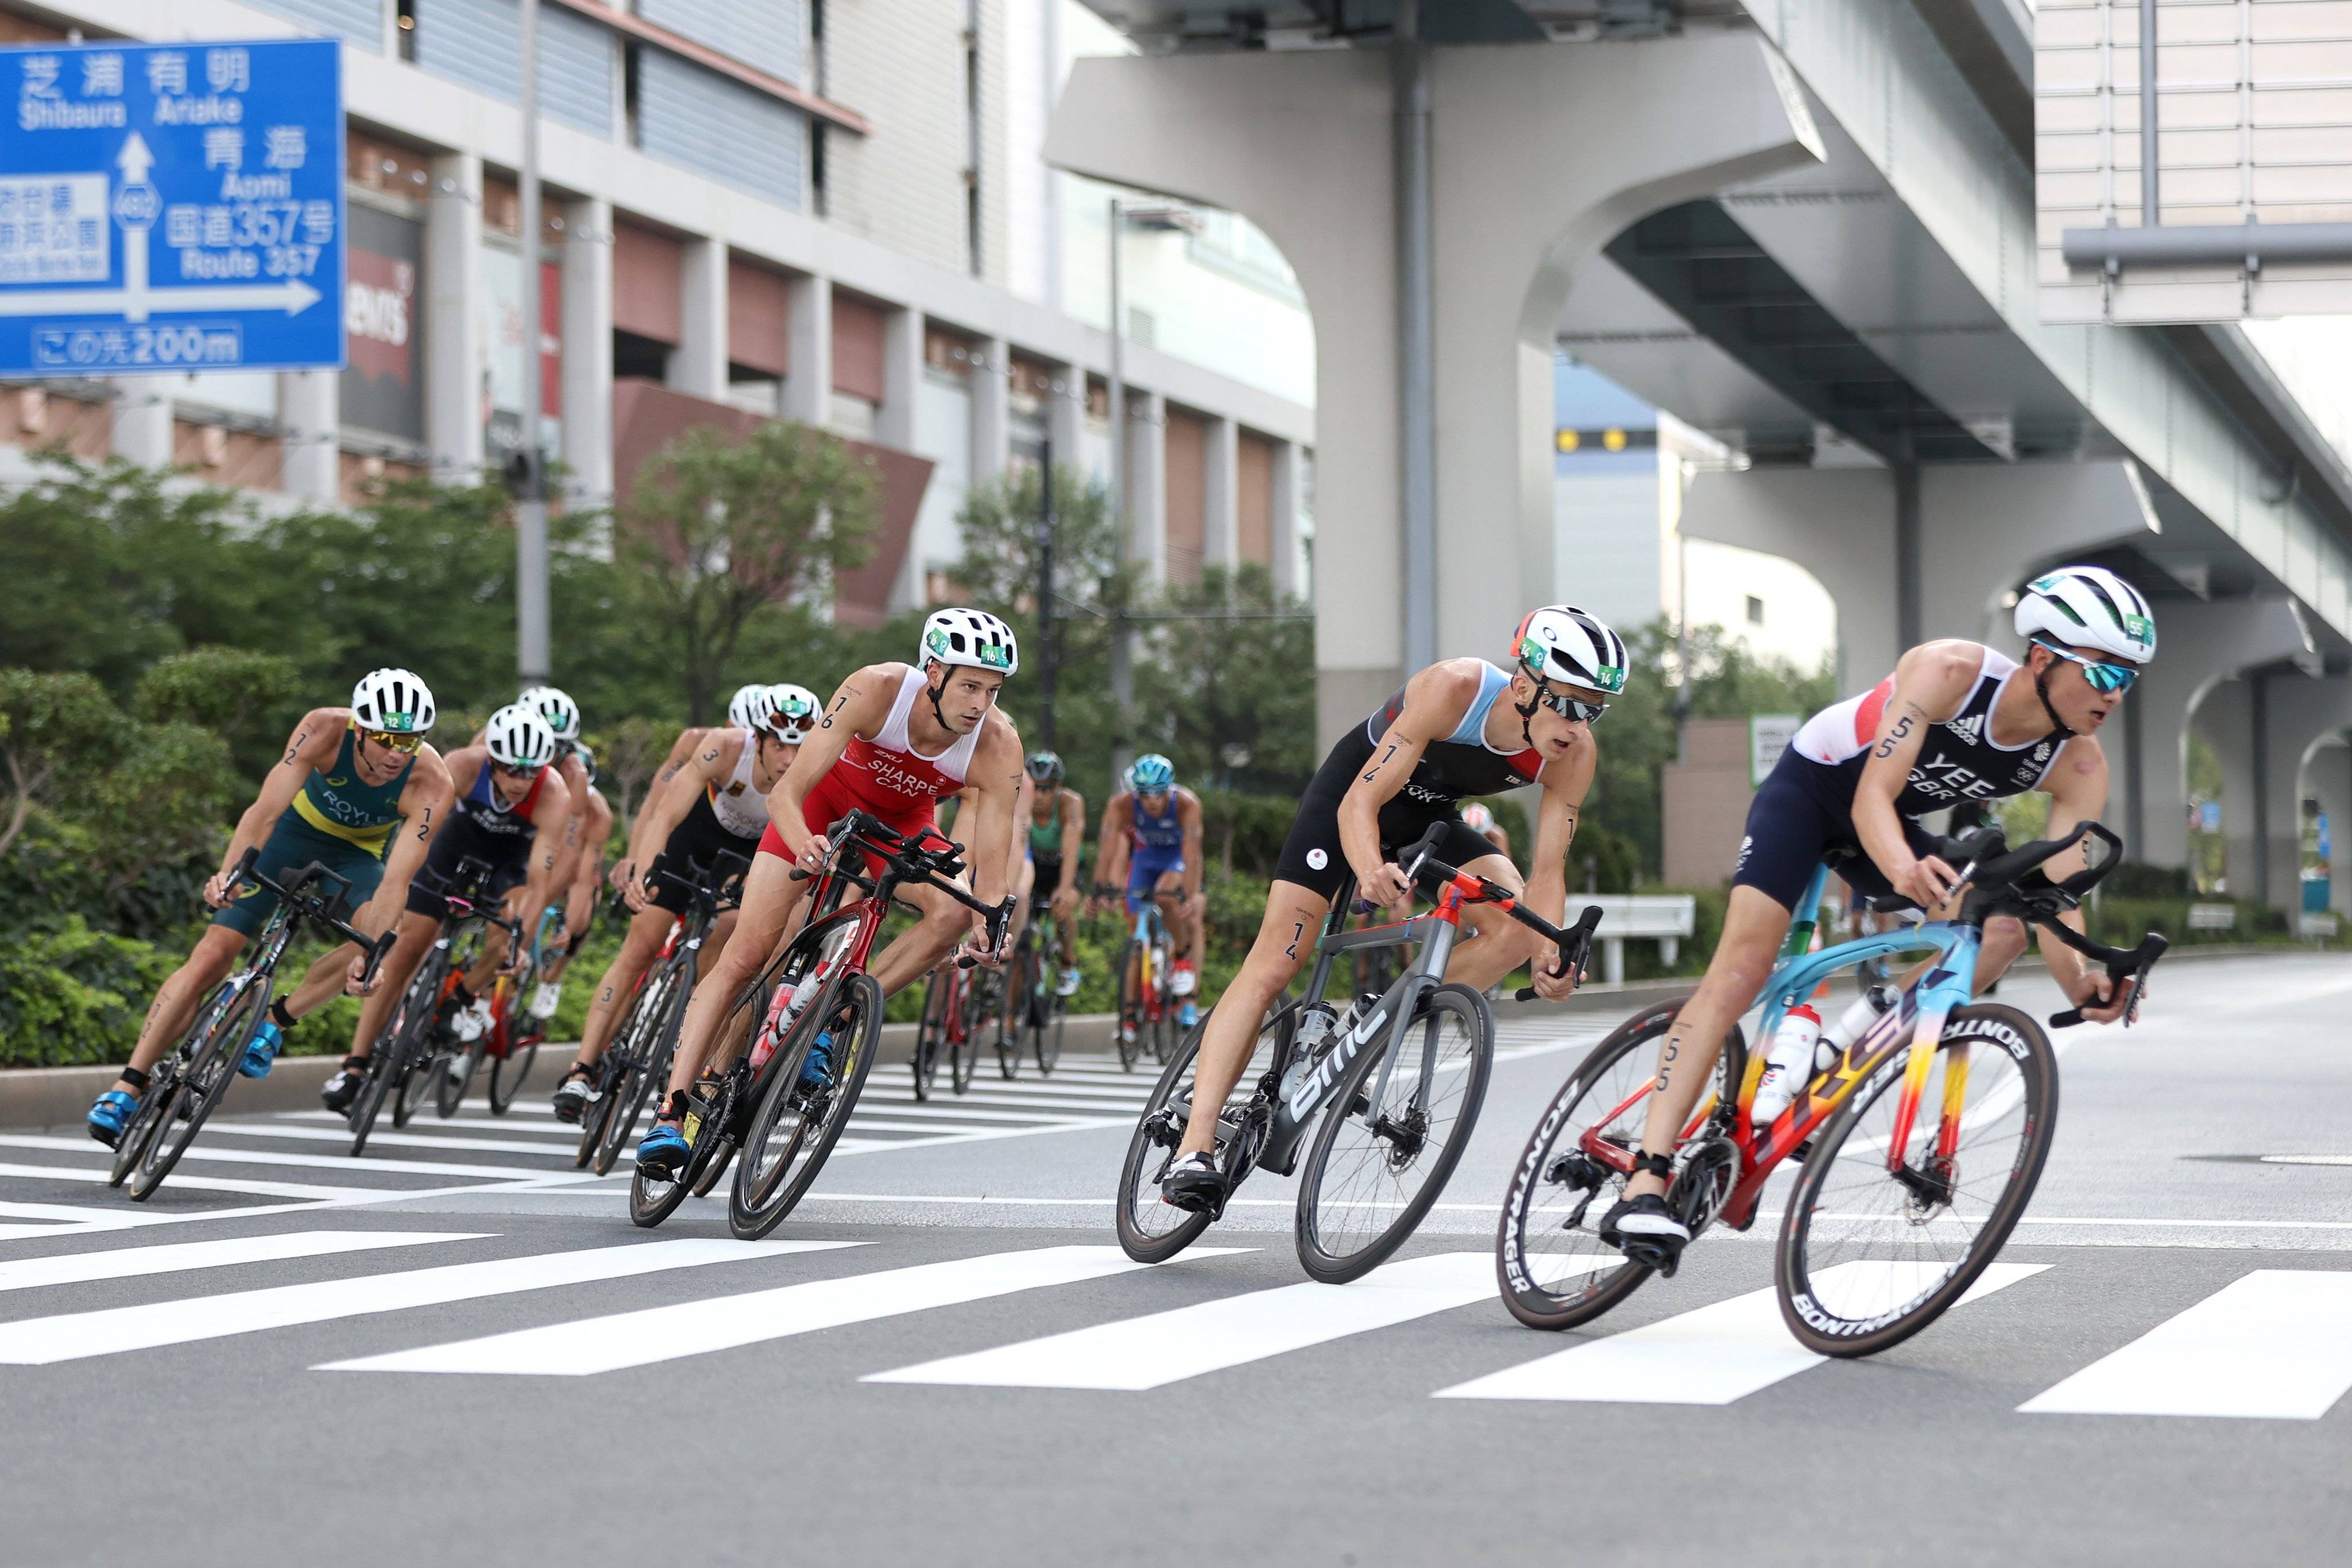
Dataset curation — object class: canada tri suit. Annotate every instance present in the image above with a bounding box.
[211,723,414,938]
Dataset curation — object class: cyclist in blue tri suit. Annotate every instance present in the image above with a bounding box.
[1602,566,2157,1266]
[1094,754,1206,1028]
[86,670,454,1145]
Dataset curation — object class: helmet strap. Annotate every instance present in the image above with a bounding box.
[1511,673,1542,751]
[923,663,953,735]
[2032,661,2078,739]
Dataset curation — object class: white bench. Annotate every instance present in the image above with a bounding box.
[2188,903,2238,933]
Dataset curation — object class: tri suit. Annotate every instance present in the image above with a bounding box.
[756,666,977,864]
[1732,646,2071,911]
[405,760,550,920]
[646,735,768,913]
[1027,806,1065,915]
[214,721,416,937]
[1123,790,1187,913]
[1272,660,1538,901]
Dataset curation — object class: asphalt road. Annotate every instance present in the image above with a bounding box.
[2,952,2349,1567]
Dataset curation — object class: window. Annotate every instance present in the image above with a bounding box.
[1744,595,1765,626]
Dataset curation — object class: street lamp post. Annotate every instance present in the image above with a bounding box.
[515,0,551,688]
[1107,198,1131,789]
[1038,431,1057,753]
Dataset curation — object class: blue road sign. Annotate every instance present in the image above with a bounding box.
[0,38,342,377]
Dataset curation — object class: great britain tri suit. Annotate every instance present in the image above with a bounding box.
[641,733,772,912]
[405,758,550,920]
[756,665,978,862]
[214,721,416,938]
[1123,789,1189,911]
[1273,660,1541,901]
[1733,646,2071,910]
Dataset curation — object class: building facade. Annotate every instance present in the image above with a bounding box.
[0,0,1314,624]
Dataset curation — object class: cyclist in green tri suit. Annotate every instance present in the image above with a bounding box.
[1015,750,1085,997]
[87,669,455,1147]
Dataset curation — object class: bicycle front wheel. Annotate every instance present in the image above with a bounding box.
[1034,981,1065,1077]
[1115,940,1146,1071]
[351,962,439,1156]
[589,966,681,1176]
[730,972,884,1240]
[911,971,948,1101]
[1114,1008,1274,1265]
[129,981,261,1201]
[1777,1002,2058,1358]
[1295,984,1494,1284]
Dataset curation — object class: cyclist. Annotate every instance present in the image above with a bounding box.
[1094,754,1206,1027]
[551,684,816,1122]
[609,682,787,895]
[1602,566,2156,1267]
[1160,605,1623,1211]
[527,742,613,1022]
[320,703,574,1113]
[636,610,1026,1176]
[1019,750,1086,998]
[86,671,454,1145]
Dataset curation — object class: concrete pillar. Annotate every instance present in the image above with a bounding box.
[278,370,339,504]
[1680,467,1896,694]
[560,196,614,509]
[879,304,926,614]
[2132,598,2310,871]
[2198,685,2258,898]
[2310,740,2352,916]
[1125,390,1167,587]
[1271,439,1304,599]
[2253,672,2352,916]
[1203,415,1239,575]
[110,379,173,468]
[425,151,485,482]
[780,273,831,427]
[1048,363,1085,475]
[1046,36,1819,751]
[970,335,1010,488]
[669,238,729,402]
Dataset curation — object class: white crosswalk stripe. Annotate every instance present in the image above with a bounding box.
[0,1230,484,1293]
[866,1250,1501,1390]
[1433,1263,2048,1406]
[318,1244,1244,1376]
[0,1238,846,1365]
[2018,1270,2352,1420]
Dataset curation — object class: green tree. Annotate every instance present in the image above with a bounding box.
[1133,563,1316,795]
[133,646,303,782]
[618,421,880,723]
[0,669,120,860]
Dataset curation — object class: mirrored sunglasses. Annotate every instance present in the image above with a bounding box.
[1536,687,1607,725]
[363,728,424,753]
[2041,642,2139,695]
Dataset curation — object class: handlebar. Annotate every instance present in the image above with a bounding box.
[788,810,1015,961]
[223,847,399,988]
[647,849,752,913]
[1385,822,1604,1002]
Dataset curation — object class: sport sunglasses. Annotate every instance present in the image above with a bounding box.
[1535,687,1608,725]
[362,728,425,753]
[2038,642,2139,694]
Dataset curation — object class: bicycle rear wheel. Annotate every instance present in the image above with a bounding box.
[985,970,1018,1081]
[1032,974,1065,1077]
[911,970,948,1101]
[1114,940,1146,1071]
[587,965,680,1175]
[948,994,978,1095]
[128,981,262,1201]
[729,973,884,1239]
[1115,1006,1278,1264]
[1295,984,1493,1284]
[1494,999,1699,1330]
[630,1063,738,1229]
[351,962,440,1156]
[1777,1002,2058,1358]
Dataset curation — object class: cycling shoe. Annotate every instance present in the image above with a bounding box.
[796,1030,838,1093]
[238,1019,284,1079]
[320,1056,368,1114]
[1597,1193,1692,1276]
[550,1064,595,1124]
[636,1121,690,1180]
[1159,1151,1228,1217]
[87,1089,138,1148]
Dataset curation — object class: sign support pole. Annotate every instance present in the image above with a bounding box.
[517,0,551,687]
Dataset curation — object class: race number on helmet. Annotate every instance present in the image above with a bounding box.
[518,685,582,742]
[919,608,1019,676]
[352,668,436,734]
[2014,565,2157,665]
[1512,605,1630,695]
[484,703,560,769]
[768,683,822,742]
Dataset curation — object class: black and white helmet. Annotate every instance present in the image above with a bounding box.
[1512,606,1630,695]
[517,685,582,743]
[725,683,769,732]
[483,703,560,770]
[769,683,821,742]
[919,608,1019,677]
[351,668,436,734]
[2015,566,2157,664]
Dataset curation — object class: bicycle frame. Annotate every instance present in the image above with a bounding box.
[1572,861,1984,1231]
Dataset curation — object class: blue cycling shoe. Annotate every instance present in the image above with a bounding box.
[636,1121,690,1180]
[796,1030,838,1092]
[1178,1001,1201,1031]
[87,1089,138,1148]
[238,1019,284,1079]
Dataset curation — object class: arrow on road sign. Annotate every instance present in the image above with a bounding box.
[117,132,153,184]
[0,279,322,318]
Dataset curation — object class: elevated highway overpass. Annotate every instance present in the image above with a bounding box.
[1053,0,2352,915]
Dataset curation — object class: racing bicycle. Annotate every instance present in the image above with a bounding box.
[440,901,565,1117]
[1005,901,1069,1076]
[575,853,749,1175]
[1104,884,1179,1071]
[109,848,392,1199]
[1116,823,1600,1283]
[911,951,999,1098]
[1495,820,2166,1357]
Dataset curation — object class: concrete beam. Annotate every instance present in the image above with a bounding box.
[1916,462,2161,644]
[2133,598,2311,871]
[2252,671,2352,915]
[1679,466,1896,692]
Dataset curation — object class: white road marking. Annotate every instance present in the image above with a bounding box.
[319,1244,1245,1377]
[0,1133,562,1183]
[0,1160,379,1202]
[866,1251,1500,1390]
[2260,1155,2352,1167]
[2020,1270,2352,1419]
[1434,1263,2047,1405]
[191,1122,595,1159]
[0,1238,849,1365]
[0,1230,484,1293]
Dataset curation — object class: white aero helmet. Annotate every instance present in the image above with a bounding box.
[517,684,582,743]
[1512,605,1630,696]
[725,683,769,732]
[769,683,822,742]
[2015,565,2157,664]
[919,607,1019,677]
[351,668,436,734]
[483,702,560,770]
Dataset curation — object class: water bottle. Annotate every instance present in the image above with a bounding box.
[1279,1002,1339,1102]
[1820,984,1896,1051]
[751,953,835,1071]
[1751,1002,1823,1129]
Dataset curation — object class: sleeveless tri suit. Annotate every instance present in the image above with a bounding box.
[213,721,416,937]
[756,666,980,862]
